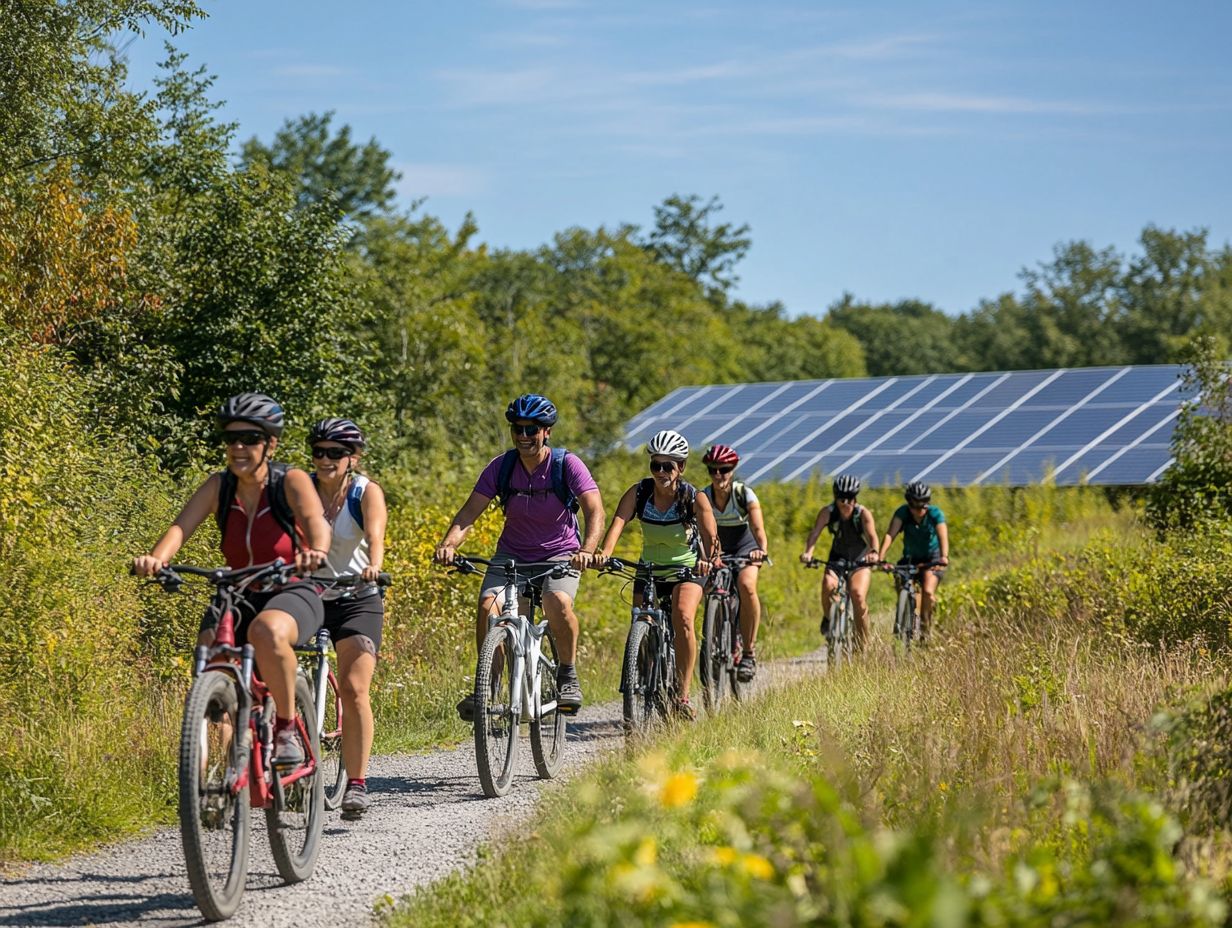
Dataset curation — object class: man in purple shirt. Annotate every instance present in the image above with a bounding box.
[435,394,605,718]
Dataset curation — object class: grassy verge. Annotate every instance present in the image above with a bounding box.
[388,518,1232,927]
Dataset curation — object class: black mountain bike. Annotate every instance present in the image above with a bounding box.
[805,558,874,670]
[699,555,761,711]
[885,560,943,653]
[602,559,692,733]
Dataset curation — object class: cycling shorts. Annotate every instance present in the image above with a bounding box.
[718,525,760,558]
[200,581,324,647]
[633,574,704,611]
[480,551,580,604]
[324,591,385,653]
[897,557,946,584]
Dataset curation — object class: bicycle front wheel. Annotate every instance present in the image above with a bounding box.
[320,669,347,811]
[726,599,745,702]
[895,587,914,652]
[179,670,250,922]
[530,630,566,780]
[699,596,725,712]
[621,620,657,734]
[826,600,850,671]
[475,624,519,797]
[266,673,325,883]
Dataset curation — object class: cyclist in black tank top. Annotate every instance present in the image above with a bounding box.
[800,475,880,649]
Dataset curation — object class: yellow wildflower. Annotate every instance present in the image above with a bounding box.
[740,853,775,880]
[634,836,657,867]
[709,846,738,867]
[660,771,699,808]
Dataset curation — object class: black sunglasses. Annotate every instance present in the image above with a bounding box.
[836,493,857,502]
[218,430,267,447]
[649,460,677,474]
[908,500,930,509]
[312,446,350,460]
[510,424,542,437]
[708,466,735,476]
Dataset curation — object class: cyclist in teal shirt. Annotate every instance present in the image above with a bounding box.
[878,481,949,642]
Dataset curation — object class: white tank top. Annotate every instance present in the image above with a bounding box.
[316,474,376,601]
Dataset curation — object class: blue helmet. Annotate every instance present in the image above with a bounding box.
[505,394,558,426]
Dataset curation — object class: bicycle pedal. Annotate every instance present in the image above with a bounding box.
[557,704,580,716]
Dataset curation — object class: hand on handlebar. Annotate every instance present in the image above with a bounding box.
[434,544,457,566]
[570,550,596,572]
[750,548,766,565]
[361,565,384,583]
[131,554,166,578]
[295,548,328,574]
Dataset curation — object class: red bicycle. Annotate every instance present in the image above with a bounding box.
[149,560,324,921]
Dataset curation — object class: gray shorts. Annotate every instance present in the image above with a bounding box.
[479,552,580,604]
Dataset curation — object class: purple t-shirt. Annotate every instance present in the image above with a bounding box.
[474,450,599,561]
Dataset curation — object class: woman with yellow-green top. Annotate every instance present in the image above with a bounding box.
[597,430,720,720]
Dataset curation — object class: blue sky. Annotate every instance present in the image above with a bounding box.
[123,0,1232,317]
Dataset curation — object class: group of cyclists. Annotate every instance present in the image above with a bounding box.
[133,389,949,816]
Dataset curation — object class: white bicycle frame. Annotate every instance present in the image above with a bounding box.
[488,576,557,722]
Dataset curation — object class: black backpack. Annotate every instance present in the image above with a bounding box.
[216,462,302,552]
[826,502,864,535]
[495,447,579,513]
[633,478,698,527]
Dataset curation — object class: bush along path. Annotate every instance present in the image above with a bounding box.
[0,650,826,927]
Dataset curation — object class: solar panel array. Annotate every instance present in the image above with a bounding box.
[624,365,1191,487]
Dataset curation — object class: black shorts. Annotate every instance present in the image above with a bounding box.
[323,593,385,653]
[717,525,759,558]
[200,581,324,646]
[633,574,704,611]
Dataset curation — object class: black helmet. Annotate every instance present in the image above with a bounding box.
[308,418,366,450]
[905,481,931,503]
[505,394,558,426]
[833,474,861,497]
[218,393,285,437]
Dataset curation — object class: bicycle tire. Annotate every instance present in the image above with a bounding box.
[320,669,346,811]
[266,672,325,883]
[474,624,519,797]
[179,670,250,922]
[699,596,725,712]
[726,596,745,701]
[896,587,913,652]
[825,599,845,670]
[621,620,656,734]
[530,629,566,780]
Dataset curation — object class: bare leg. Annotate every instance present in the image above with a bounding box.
[736,566,761,652]
[920,569,941,638]
[821,571,839,627]
[336,636,377,779]
[849,567,872,650]
[247,609,300,720]
[672,583,704,701]
[540,591,578,663]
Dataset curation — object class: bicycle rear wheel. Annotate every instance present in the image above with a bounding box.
[474,625,519,797]
[825,600,846,670]
[621,620,656,734]
[530,630,566,779]
[319,669,346,811]
[699,596,726,712]
[179,670,250,922]
[726,599,745,701]
[267,673,324,883]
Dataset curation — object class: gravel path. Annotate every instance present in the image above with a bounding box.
[0,649,824,927]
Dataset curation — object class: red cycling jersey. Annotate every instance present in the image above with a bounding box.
[220,485,299,568]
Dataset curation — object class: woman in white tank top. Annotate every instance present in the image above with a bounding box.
[308,418,387,817]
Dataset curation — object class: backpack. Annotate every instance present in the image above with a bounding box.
[826,502,864,536]
[310,473,365,531]
[496,447,579,513]
[704,481,751,520]
[633,478,698,527]
[216,462,302,552]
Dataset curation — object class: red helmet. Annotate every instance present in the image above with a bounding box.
[702,444,740,467]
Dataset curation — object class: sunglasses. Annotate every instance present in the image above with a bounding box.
[836,493,857,502]
[908,501,930,510]
[708,466,735,476]
[649,460,677,474]
[510,424,542,437]
[312,446,350,460]
[218,430,267,447]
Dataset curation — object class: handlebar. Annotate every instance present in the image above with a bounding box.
[599,558,694,583]
[314,571,392,589]
[448,554,576,583]
[803,558,878,574]
[141,559,296,593]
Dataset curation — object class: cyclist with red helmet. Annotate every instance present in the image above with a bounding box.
[434,394,605,718]
[132,393,331,766]
[800,474,880,650]
[699,444,768,681]
[308,418,387,816]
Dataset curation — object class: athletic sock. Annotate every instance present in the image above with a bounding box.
[558,662,577,680]
[346,778,366,790]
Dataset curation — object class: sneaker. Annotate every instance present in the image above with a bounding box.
[456,693,476,722]
[674,697,697,722]
[273,723,304,767]
[557,676,583,714]
[819,615,830,637]
[736,652,757,682]
[341,782,370,815]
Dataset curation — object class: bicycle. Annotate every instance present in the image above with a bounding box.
[805,558,874,670]
[601,558,693,733]
[302,572,391,812]
[884,560,944,653]
[449,555,575,798]
[699,554,764,711]
[145,559,324,922]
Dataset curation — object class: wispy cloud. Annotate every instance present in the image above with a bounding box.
[480,30,571,49]
[824,33,940,61]
[434,67,558,107]
[860,91,1117,116]
[395,162,487,199]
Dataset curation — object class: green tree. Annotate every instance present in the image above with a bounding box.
[726,302,866,381]
[642,194,751,296]
[826,296,956,376]
[240,112,401,220]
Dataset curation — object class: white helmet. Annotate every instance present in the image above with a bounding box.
[647,429,689,462]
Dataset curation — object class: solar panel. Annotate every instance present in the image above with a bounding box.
[622,365,1192,487]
